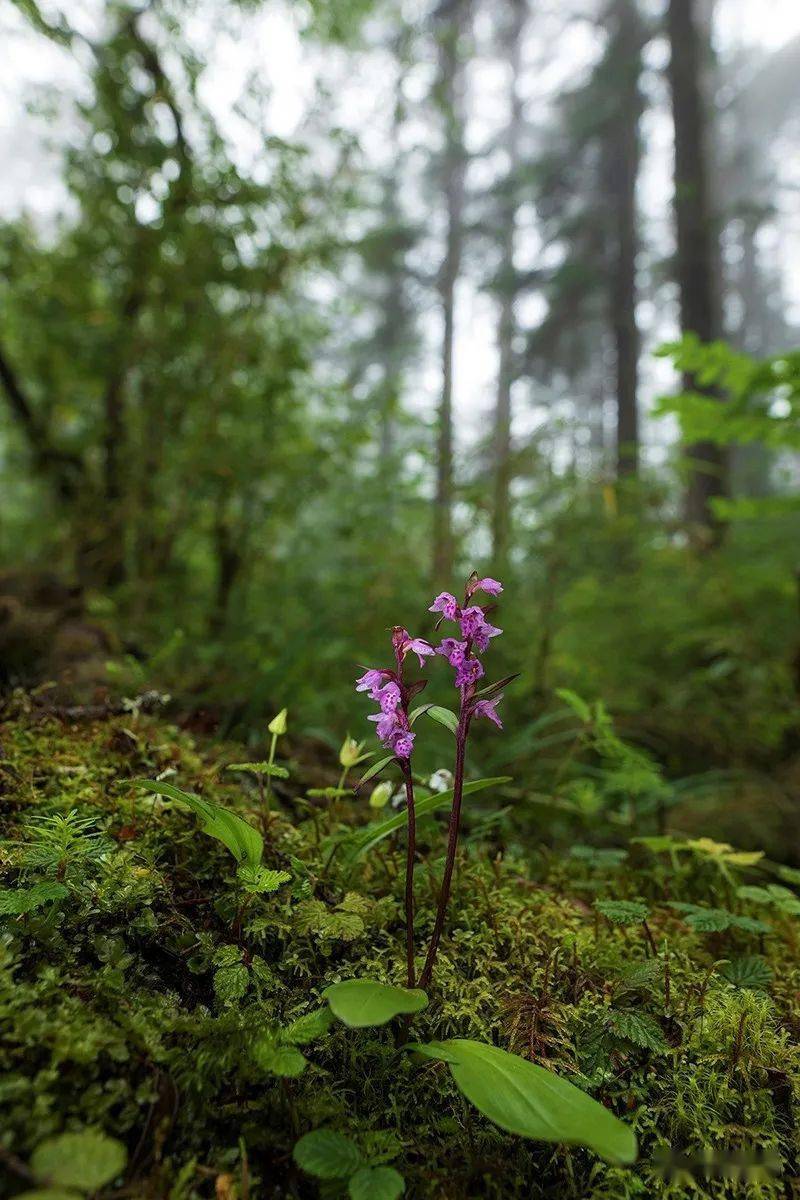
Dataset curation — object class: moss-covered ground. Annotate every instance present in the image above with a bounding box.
[1,694,799,1198]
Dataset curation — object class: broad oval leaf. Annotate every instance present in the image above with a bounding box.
[349,1165,405,1200]
[323,979,428,1027]
[139,780,262,869]
[293,1129,361,1179]
[407,1039,637,1165]
[31,1131,128,1191]
[341,777,512,863]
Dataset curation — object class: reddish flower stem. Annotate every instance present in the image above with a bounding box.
[401,761,417,987]
[418,697,469,990]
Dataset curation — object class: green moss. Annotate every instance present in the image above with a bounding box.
[1,698,798,1198]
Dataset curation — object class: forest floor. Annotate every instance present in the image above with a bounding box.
[1,690,799,1199]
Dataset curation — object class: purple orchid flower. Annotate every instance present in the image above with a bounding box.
[472,694,504,728]
[393,626,435,669]
[379,681,402,713]
[392,731,415,759]
[454,656,485,688]
[472,619,502,654]
[355,668,387,700]
[458,606,502,650]
[469,577,503,598]
[429,592,460,620]
[368,710,401,742]
[458,606,486,639]
[438,637,467,667]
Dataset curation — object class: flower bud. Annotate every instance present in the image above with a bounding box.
[268,708,288,736]
[368,781,393,809]
[339,735,363,768]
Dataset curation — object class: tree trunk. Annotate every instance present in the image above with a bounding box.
[209,499,244,638]
[666,0,728,541]
[0,340,83,503]
[603,0,644,480]
[432,0,470,585]
[491,0,526,573]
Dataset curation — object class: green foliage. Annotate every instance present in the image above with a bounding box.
[293,1129,362,1179]
[236,865,292,895]
[718,955,773,991]
[0,881,67,915]
[408,1039,637,1164]
[605,1010,670,1054]
[252,1007,333,1078]
[323,979,428,1027]
[2,702,800,1199]
[669,902,770,934]
[656,336,800,450]
[341,776,512,862]
[139,779,263,869]
[227,762,290,780]
[349,1165,405,1200]
[30,1131,127,1193]
[594,899,650,926]
[417,705,460,735]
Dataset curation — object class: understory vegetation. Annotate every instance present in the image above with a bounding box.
[2,693,799,1198]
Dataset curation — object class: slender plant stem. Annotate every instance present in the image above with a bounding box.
[419,701,468,989]
[265,730,278,816]
[402,761,418,987]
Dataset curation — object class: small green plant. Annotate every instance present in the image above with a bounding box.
[293,1130,405,1199]
[17,1130,127,1198]
[252,1006,334,1076]
[137,779,290,937]
[226,707,291,827]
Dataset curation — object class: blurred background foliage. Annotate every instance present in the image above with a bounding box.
[0,0,798,854]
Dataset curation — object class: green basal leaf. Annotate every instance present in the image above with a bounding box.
[139,780,263,869]
[293,1129,361,1179]
[349,1165,405,1200]
[31,1131,127,1192]
[341,777,512,862]
[323,979,428,1027]
[407,1039,637,1165]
